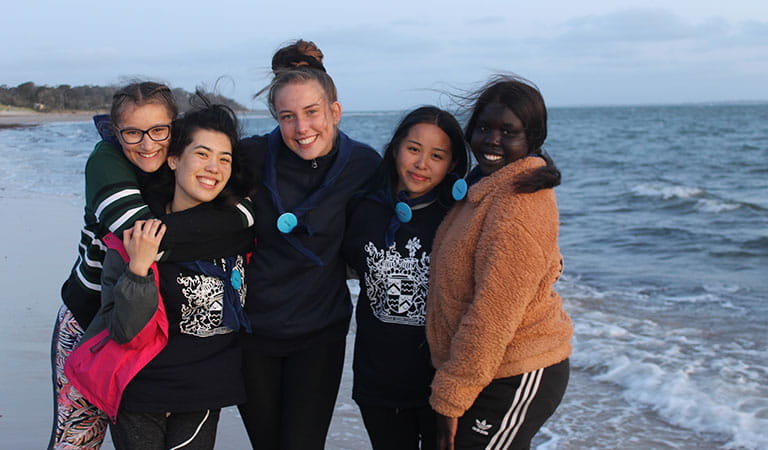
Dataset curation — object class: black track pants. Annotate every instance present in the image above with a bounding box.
[454,359,569,450]
[358,403,437,450]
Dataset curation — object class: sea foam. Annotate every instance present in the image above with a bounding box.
[631,182,703,200]
[568,292,768,449]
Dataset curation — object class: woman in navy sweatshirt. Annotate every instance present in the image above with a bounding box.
[237,40,381,449]
[342,106,469,449]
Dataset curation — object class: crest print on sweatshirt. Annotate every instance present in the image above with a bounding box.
[364,237,429,326]
[177,256,246,337]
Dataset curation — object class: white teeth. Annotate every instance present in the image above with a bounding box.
[139,151,159,159]
[198,177,216,186]
[298,136,317,145]
[483,153,503,161]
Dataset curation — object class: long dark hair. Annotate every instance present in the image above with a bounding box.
[464,75,561,193]
[377,106,469,206]
[154,92,246,208]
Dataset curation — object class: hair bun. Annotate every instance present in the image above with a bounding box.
[271,39,326,73]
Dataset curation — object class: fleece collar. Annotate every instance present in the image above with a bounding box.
[466,156,546,204]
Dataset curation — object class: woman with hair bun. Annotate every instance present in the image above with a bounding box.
[426,75,572,449]
[237,40,381,449]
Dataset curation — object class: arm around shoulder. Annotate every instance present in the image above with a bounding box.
[84,141,155,235]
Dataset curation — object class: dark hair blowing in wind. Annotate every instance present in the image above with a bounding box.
[464,74,561,193]
[153,91,246,208]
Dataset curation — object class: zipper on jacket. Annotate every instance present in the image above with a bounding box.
[311,159,318,169]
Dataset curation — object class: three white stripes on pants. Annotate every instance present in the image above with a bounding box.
[485,368,544,450]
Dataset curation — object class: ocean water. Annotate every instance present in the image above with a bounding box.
[1,104,766,449]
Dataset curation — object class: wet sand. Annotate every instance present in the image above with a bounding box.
[0,110,96,128]
[0,191,369,449]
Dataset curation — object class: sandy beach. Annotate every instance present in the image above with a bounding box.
[0,188,369,449]
[0,110,98,128]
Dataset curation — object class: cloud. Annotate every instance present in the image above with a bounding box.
[558,8,697,43]
[5,4,767,109]
[390,18,422,26]
[465,16,506,26]
[730,19,768,45]
[523,9,768,69]
[549,8,768,53]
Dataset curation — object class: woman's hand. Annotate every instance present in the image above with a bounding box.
[123,219,166,277]
[436,413,458,450]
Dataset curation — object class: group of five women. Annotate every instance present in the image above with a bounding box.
[48,39,572,450]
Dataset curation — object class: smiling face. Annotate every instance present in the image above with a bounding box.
[116,102,174,173]
[395,123,454,199]
[167,129,233,212]
[470,103,529,176]
[274,80,342,160]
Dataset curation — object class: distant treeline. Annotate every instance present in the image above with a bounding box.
[0,82,248,112]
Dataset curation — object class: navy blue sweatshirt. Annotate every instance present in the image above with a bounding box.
[343,193,450,408]
[240,129,381,354]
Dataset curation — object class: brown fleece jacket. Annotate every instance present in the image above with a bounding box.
[426,156,573,418]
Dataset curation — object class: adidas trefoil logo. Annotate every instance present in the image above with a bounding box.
[472,418,493,435]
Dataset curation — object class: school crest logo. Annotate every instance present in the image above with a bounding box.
[177,256,246,337]
[364,238,429,326]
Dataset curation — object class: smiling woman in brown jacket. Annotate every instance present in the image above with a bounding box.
[426,75,573,450]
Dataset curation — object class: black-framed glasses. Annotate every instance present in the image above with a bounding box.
[117,125,171,144]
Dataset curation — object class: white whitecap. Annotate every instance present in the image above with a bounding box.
[696,198,741,213]
[631,182,703,200]
[569,306,768,450]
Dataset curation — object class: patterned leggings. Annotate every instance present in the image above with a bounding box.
[48,305,108,450]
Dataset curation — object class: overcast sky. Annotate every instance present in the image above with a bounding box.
[3,0,767,111]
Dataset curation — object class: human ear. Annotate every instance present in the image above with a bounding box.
[330,101,342,125]
[167,156,178,170]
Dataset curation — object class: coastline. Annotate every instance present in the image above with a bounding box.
[0,110,96,128]
[0,110,267,129]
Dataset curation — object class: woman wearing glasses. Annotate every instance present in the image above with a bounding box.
[69,99,252,449]
[49,82,255,450]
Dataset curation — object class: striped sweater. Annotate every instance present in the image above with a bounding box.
[73,141,157,293]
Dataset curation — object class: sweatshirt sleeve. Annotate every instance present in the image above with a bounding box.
[158,197,256,256]
[86,140,255,259]
[429,194,551,417]
[85,141,156,235]
[101,249,159,346]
